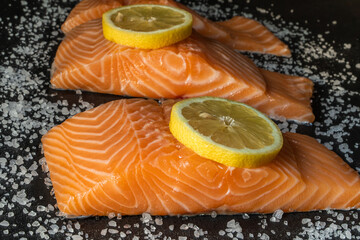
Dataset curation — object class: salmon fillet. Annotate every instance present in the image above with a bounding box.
[51,19,314,122]
[61,0,291,56]
[41,98,360,216]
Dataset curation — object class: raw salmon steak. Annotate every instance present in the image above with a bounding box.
[61,0,291,56]
[51,19,314,122]
[41,98,360,216]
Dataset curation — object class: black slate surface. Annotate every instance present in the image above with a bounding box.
[0,0,359,239]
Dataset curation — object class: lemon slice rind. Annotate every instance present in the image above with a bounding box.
[169,97,283,168]
[102,4,193,49]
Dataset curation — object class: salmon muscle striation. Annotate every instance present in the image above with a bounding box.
[52,19,314,122]
[61,0,291,56]
[41,98,360,216]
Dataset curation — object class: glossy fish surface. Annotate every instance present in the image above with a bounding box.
[61,0,291,56]
[52,19,314,122]
[41,98,360,216]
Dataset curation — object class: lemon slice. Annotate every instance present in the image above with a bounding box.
[169,97,283,168]
[102,4,193,49]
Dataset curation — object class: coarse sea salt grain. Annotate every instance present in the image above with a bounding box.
[141,212,152,223]
[0,220,10,227]
[100,228,107,236]
[155,217,163,226]
[71,235,83,240]
[108,229,119,234]
[108,220,116,227]
[270,209,284,222]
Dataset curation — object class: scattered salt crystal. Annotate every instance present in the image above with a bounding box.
[123,224,131,229]
[72,235,83,240]
[302,218,312,224]
[61,107,69,115]
[343,43,351,49]
[0,220,10,227]
[100,228,107,236]
[37,205,46,212]
[47,204,54,212]
[341,223,348,229]
[35,225,47,234]
[270,217,277,222]
[180,224,189,230]
[74,222,80,230]
[108,229,119,234]
[344,230,351,239]
[141,213,152,223]
[154,217,163,226]
[337,213,344,221]
[108,220,116,227]
[28,211,36,217]
[260,233,270,240]
[227,219,236,228]
[270,209,284,222]
[256,7,268,14]
[49,224,59,234]
[67,223,74,233]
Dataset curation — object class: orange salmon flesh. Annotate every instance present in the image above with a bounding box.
[52,19,314,122]
[61,0,291,56]
[41,99,360,216]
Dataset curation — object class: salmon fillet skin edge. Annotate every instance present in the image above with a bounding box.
[61,0,291,56]
[51,19,314,122]
[41,98,360,216]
